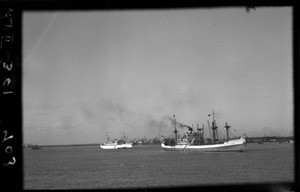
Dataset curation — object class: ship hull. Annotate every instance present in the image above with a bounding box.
[161,137,246,152]
[100,143,133,149]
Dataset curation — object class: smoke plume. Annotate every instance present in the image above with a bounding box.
[167,116,192,129]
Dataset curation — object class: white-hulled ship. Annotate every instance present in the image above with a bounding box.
[100,132,133,149]
[161,111,246,152]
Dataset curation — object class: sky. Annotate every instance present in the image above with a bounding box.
[23,7,293,145]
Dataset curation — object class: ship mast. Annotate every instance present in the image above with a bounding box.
[197,124,200,142]
[202,124,205,141]
[211,110,218,141]
[173,115,178,141]
[207,120,212,140]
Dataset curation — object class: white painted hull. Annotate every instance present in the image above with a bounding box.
[100,142,133,149]
[161,137,246,152]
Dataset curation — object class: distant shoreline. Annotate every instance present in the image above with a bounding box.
[25,143,100,148]
[24,136,294,148]
[24,143,162,148]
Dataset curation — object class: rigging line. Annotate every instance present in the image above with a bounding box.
[229,129,236,138]
[229,129,233,137]
[216,126,225,140]
[219,129,225,140]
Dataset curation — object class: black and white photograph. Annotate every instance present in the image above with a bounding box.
[1,1,296,191]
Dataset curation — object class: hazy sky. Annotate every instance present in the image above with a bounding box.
[23,7,293,145]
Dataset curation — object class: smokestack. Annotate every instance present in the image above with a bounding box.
[224,122,231,140]
[197,124,200,142]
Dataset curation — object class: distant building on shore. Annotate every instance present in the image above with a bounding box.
[246,136,294,143]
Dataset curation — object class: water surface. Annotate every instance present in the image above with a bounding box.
[24,143,294,189]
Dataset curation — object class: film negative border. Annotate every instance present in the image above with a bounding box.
[0,6,22,190]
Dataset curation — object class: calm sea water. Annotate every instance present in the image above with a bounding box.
[24,143,294,189]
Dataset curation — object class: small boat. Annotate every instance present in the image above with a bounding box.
[100,132,133,149]
[31,145,41,150]
[161,111,246,152]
